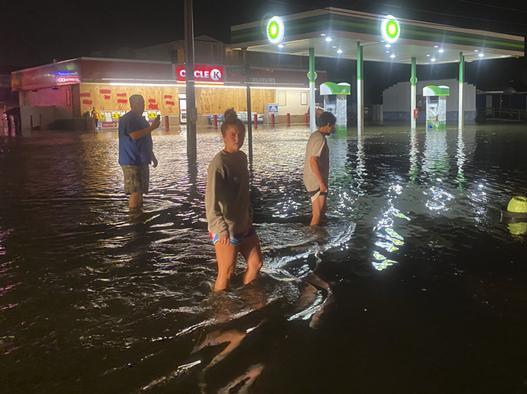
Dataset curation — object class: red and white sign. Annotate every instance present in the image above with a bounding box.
[56,76,80,85]
[176,64,225,83]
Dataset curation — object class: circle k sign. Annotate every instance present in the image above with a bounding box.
[176,65,225,83]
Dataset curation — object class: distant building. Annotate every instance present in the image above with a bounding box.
[0,66,18,109]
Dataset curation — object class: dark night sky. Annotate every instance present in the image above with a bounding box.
[2,0,526,91]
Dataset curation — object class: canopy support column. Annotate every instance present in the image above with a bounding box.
[410,57,417,130]
[307,48,317,131]
[357,42,364,134]
[458,52,465,130]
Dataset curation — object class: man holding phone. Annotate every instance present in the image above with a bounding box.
[118,94,160,209]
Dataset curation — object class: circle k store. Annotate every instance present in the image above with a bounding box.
[11,57,322,131]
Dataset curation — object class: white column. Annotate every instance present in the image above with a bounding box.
[458,83,464,129]
[357,80,363,134]
[458,52,465,130]
[308,47,317,131]
[357,42,364,135]
[411,84,416,130]
[310,80,316,131]
[410,57,417,130]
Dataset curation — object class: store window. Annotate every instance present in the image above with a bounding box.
[277,91,286,106]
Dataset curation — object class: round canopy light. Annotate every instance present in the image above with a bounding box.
[381,15,400,44]
[266,16,285,45]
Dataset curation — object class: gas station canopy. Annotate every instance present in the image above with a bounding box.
[230,8,524,64]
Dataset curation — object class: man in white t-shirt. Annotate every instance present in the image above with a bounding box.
[303,111,336,226]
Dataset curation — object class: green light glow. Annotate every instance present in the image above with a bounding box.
[266,16,284,44]
[381,15,400,44]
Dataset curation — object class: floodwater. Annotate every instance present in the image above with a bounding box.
[1,124,527,393]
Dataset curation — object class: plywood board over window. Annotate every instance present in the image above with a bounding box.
[79,84,180,115]
[195,88,275,115]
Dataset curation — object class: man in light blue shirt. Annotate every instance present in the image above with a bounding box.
[118,94,160,209]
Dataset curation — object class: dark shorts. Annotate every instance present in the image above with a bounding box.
[308,188,328,202]
[121,165,149,194]
[209,226,257,246]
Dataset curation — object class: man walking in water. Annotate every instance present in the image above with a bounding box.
[118,94,160,209]
[303,111,336,225]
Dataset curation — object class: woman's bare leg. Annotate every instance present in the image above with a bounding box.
[214,242,238,292]
[239,235,263,286]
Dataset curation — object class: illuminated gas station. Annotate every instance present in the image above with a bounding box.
[230,7,525,133]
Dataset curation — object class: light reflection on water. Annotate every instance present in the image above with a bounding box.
[1,125,527,392]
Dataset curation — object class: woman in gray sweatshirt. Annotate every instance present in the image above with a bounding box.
[205,109,263,292]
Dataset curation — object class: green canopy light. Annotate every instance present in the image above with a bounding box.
[381,15,400,44]
[266,16,284,45]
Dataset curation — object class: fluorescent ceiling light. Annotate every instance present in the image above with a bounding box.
[325,36,333,42]
[105,82,309,90]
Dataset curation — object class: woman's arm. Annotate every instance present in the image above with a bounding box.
[205,165,229,238]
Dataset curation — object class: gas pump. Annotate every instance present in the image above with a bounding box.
[320,82,351,128]
[423,85,450,130]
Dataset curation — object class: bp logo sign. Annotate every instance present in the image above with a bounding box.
[266,16,284,44]
[381,15,400,44]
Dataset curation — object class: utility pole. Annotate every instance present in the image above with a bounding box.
[184,0,197,160]
[243,48,253,165]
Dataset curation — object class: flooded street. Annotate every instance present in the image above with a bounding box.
[1,125,527,393]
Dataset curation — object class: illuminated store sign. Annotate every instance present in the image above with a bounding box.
[381,15,400,44]
[266,16,285,44]
[54,71,80,85]
[175,65,225,83]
